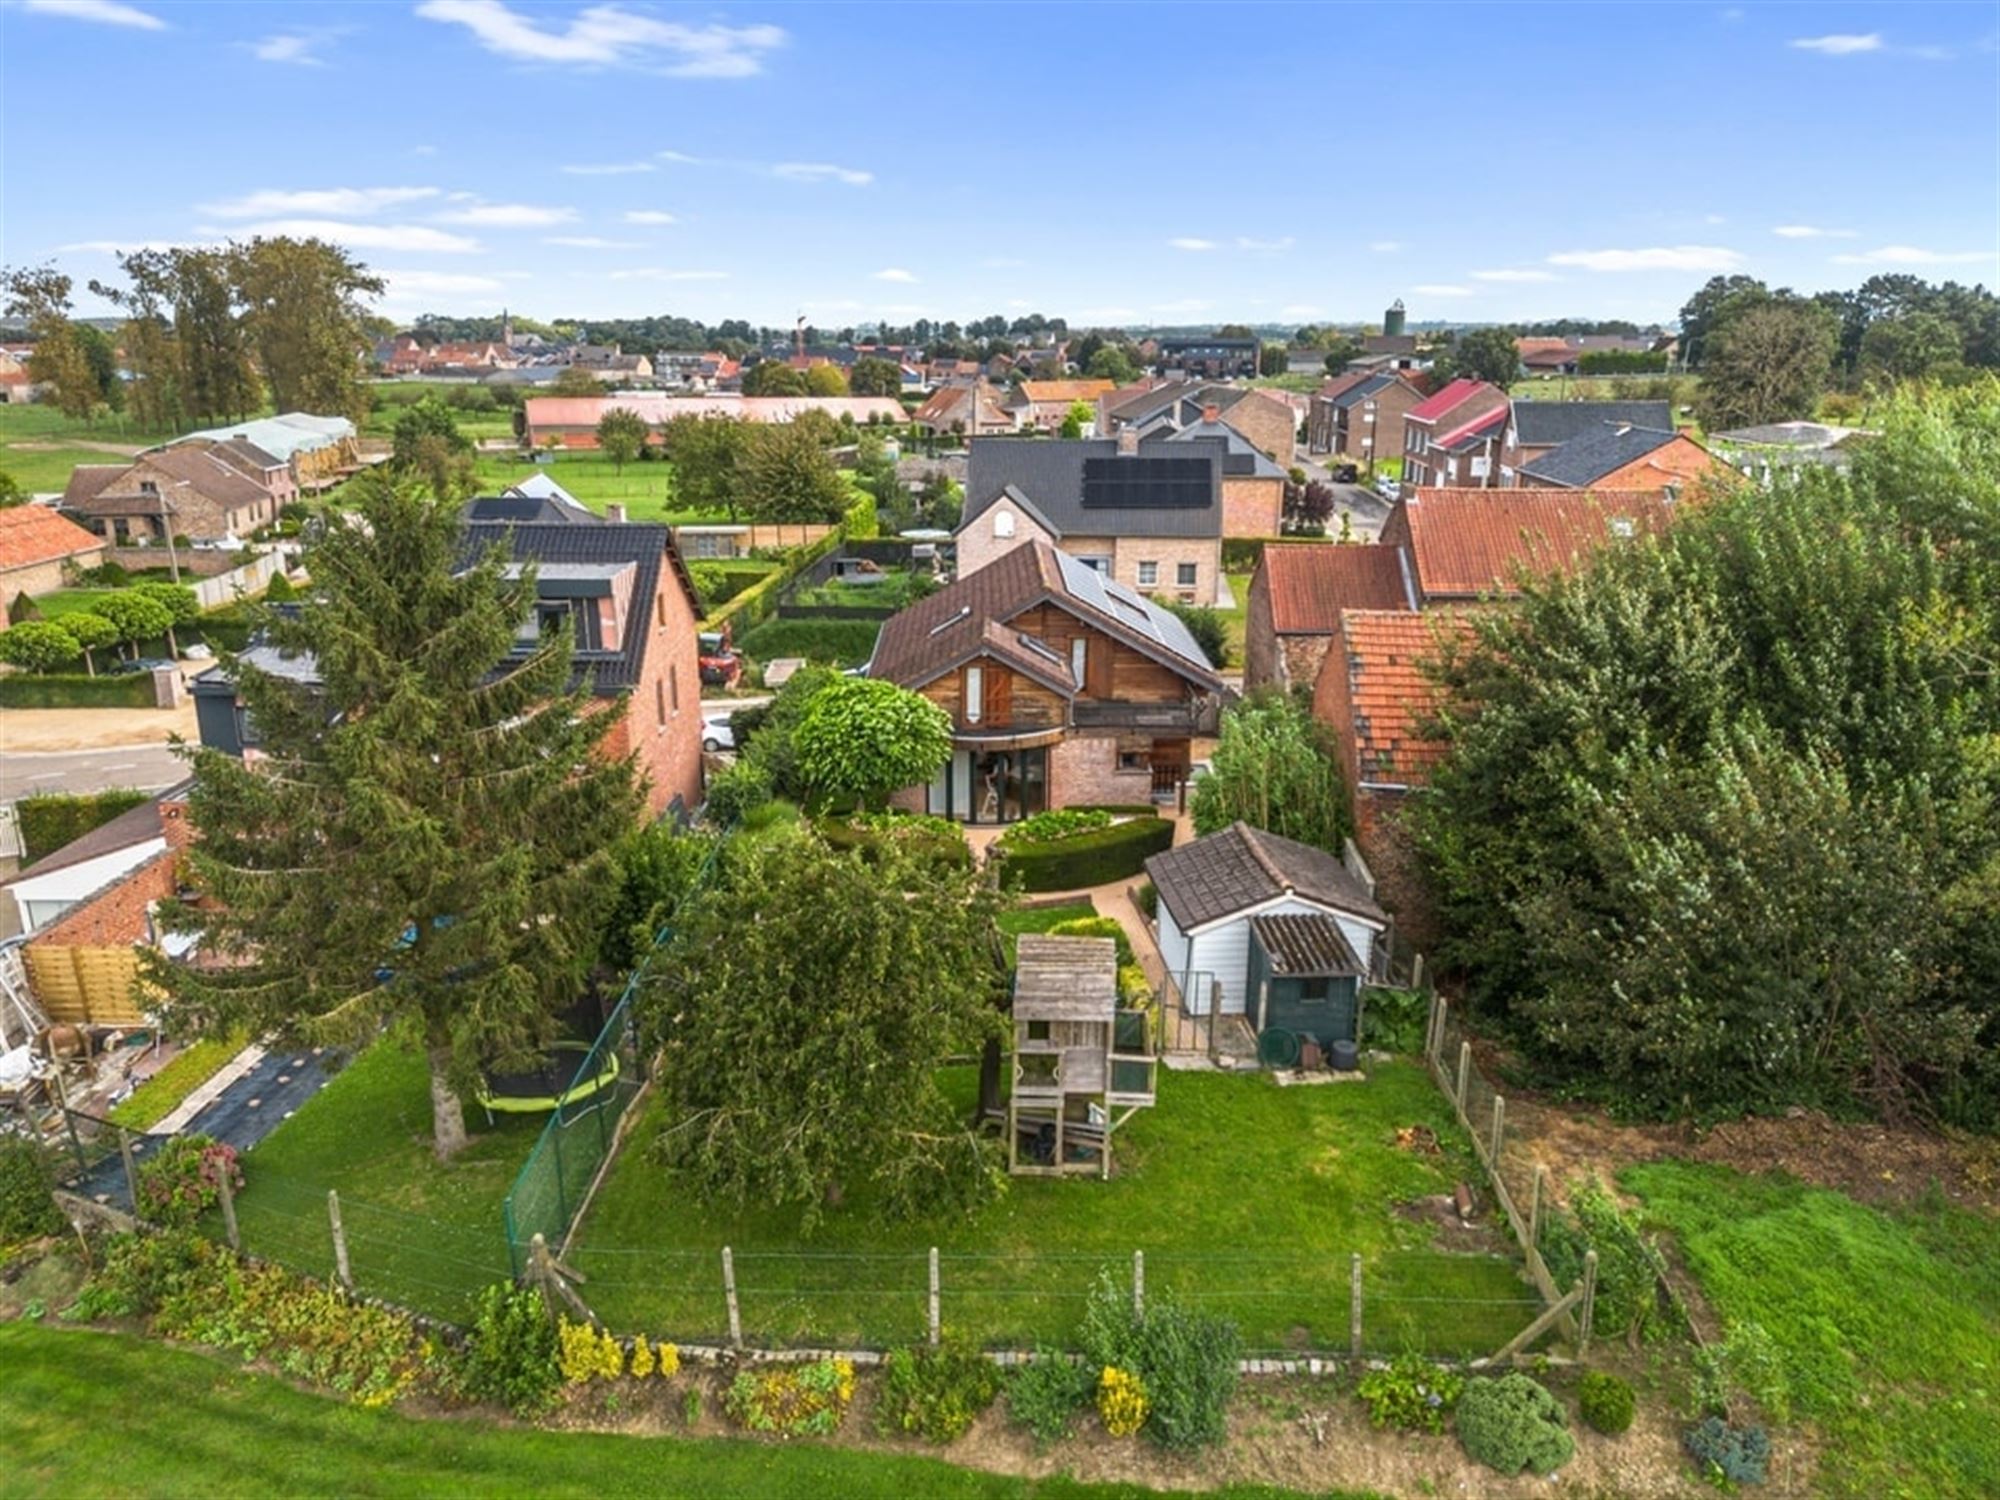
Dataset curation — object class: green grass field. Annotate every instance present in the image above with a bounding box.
[470,451,705,522]
[1623,1162,2000,1500]
[573,1060,1537,1356]
[0,403,182,493]
[0,1324,1365,1500]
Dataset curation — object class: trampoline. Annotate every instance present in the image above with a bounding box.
[476,1041,620,1121]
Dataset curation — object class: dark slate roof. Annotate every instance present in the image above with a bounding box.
[1145,821,1385,932]
[1509,400,1674,448]
[960,438,1222,540]
[1326,373,1399,411]
[13,781,191,878]
[1249,911,1363,975]
[463,494,604,526]
[1519,424,1679,488]
[1151,421,1285,479]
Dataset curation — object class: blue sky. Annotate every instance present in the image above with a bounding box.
[2,0,1996,330]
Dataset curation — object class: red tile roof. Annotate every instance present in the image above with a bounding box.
[0,505,104,573]
[1316,609,1476,786]
[1018,379,1117,404]
[1259,543,1414,634]
[1436,404,1508,450]
[1386,487,1673,600]
[1407,377,1493,423]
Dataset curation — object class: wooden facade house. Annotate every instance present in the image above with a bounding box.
[1008,934,1155,1178]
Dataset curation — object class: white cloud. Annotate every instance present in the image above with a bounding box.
[19,0,165,30]
[58,237,220,255]
[1472,268,1560,283]
[605,267,729,282]
[1168,237,1216,252]
[657,150,704,164]
[434,200,576,227]
[250,33,320,65]
[1719,7,1744,20]
[1773,224,1858,239]
[1789,33,1882,55]
[563,161,655,176]
[1831,245,1997,266]
[378,269,506,297]
[230,219,481,252]
[1413,284,1473,298]
[414,0,785,77]
[203,186,439,219]
[1152,299,1212,314]
[1704,214,1728,225]
[1548,245,1746,272]
[1368,240,1402,253]
[771,162,873,186]
[410,145,439,157]
[623,210,676,224]
[545,235,641,249]
[1236,235,1295,252]
[873,268,918,283]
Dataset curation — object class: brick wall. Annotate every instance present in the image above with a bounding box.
[1222,392,1297,466]
[2,553,96,625]
[953,499,1058,581]
[1109,536,1224,606]
[609,570,704,817]
[1049,733,1157,809]
[1243,567,1280,690]
[1351,791,1443,951]
[28,849,176,950]
[1221,476,1283,538]
[1281,634,1332,696]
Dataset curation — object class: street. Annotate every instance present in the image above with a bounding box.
[0,744,189,801]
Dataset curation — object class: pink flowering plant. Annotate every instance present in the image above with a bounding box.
[135,1134,243,1227]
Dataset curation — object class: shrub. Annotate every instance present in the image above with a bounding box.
[0,1136,64,1242]
[724,1357,855,1435]
[17,788,150,865]
[630,1334,657,1378]
[1097,1366,1149,1437]
[1539,1178,1675,1342]
[1578,1369,1636,1435]
[1001,809,1113,844]
[134,1134,241,1228]
[1076,1273,1240,1451]
[461,1282,561,1416]
[0,673,156,709]
[1457,1373,1576,1475]
[1691,1319,1793,1424]
[1007,1348,1095,1446]
[996,816,1175,893]
[1164,600,1228,668]
[1356,1351,1465,1435]
[557,1318,626,1383]
[876,1343,1002,1443]
[816,812,971,874]
[263,572,297,602]
[1135,880,1158,920]
[704,758,773,826]
[1045,915,1135,967]
[1117,962,1153,1009]
[1683,1416,1771,1486]
[68,1229,212,1320]
[1359,985,1430,1054]
[736,617,882,668]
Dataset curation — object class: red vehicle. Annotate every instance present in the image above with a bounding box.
[698,628,741,688]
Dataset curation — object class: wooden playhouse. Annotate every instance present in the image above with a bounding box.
[1008,934,1155,1178]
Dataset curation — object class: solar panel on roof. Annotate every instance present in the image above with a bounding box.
[1079,456,1212,510]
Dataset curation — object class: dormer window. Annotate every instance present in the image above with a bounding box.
[993,509,1016,539]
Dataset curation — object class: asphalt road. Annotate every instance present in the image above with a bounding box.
[0,744,189,801]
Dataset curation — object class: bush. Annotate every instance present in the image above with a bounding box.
[461,1283,561,1416]
[1076,1273,1240,1451]
[724,1358,855,1435]
[735,617,882,667]
[68,1229,211,1320]
[1578,1369,1636,1436]
[1540,1178,1676,1343]
[134,1134,241,1228]
[995,816,1176,893]
[1096,1366,1149,1437]
[1356,1351,1465,1435]
[1359,985,1429,1054]
[1456,1373,1576,1475]
[17,788,150,864]
[1045,915,1135,967]
[1683,1416,1771,1486]
[816,812,971,874]
[876,1343,1002,1443]
[703,758,773,826]
[263,572,297,602]
[0,673,156,709]
[1164,601,1228,668]
[1001,808,1113,844]
[0,1136,63,1242]
[557,1318,626,1383]
[1691,1318,1793,1424]
[1135,880,1158,920]
[1007,1348,1095,1445]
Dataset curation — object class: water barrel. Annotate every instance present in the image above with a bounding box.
[1329,1039,1360,1072]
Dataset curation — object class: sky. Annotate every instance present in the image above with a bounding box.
[1,0,1996,331]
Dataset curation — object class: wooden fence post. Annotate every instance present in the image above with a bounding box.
[722,1246,743,1349]
[1349,1253,1363,1358]
[1578,1249,1599,1353]
[1529,1165,1545,1252]
[1429,996,1448,1064]
[928,1247,940,1348]
[216,1163,240,1251]
[117,1128,139,1215]
[1455,1041,1472,1116]
[61,1103,87,1178]
[1132,1250,1144,1319]
[328,1189,353,1291]
[1489,1095,1506,1168]
[1410,952,1425,994]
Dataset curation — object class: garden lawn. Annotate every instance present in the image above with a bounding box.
[470,452,710,523]
[736,617,882,668]
[108,1034,247,1131]
[1622,1161,2000,1500]
[0,1325,1369,1500]
[1218,570,1255,666]
[572,1060,1536,1356]
[224,1037,540,1322]
[28,588,125,620]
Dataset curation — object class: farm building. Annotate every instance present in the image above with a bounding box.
[1145,821,1385,1022]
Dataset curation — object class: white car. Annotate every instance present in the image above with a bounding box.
[701,716,736,753]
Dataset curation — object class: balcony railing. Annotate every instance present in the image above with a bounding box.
[1070,700,1221,734]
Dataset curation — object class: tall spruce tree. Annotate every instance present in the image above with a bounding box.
[148,474,644,1157]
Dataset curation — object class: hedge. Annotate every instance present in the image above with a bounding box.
[19,787,152,864]
[995,816,1176,893]
[0,673,158,709]
[814,813,971,872]
[1222,536,1330,573]
[736,618,881,667]
[699,530,843,636]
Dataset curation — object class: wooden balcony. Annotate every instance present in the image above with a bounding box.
[1070,699,1220,734]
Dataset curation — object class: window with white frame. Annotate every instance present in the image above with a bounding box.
[965,665,983,722]
[1070,637,1087,686]
[1137,560,1159,586]
[993,510,1015,539]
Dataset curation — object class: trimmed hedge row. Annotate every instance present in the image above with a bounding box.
[18,788,153,864]
[814,813,971,873]
[737,618,882,667]
[995,816,1176,893]
[0,673,158,709]
[699,530,843,636]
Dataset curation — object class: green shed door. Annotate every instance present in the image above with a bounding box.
[1266,976,1360,1050]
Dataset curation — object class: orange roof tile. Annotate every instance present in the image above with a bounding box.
[0,505,103,573]
[1260,543,1414,634]
[1316,609,1476,786]
[1018,379,1117,404]
[1388,487,1673,600]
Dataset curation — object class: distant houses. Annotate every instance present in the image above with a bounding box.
[0,506,104,626]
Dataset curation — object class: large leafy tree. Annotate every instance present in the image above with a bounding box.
[1693,299,1837,430]
[661,413,750,520]
[60,611,118,675]
[92,246,259,425]
[0,620,77,673]
[96,592,173,659]
[1412,385,2000,1124]
[1859,311,1964,384]
[792,677,952,809]
[231,236,383,423]
[1,265,100,420]
[1438,325,1521,388]
[594,406,649,473]
[391,394,476,501]
[1191,694,1350,851]
[641,825,1008,1226]
[740,361,809,396]
[740,422,850,525]
[849,356,902,397]
[148,474,645,1158]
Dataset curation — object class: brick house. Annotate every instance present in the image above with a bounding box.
[1496,400,1675,485]
[1519,424,1716,492]
[1381,487,1676,605]
[1243,542,1416,694]
[868,539,1229,822]
[1400,379,1508,489]
[912,379,1020,437]
[1307,371,1424,462]
[1161,414,1287,536]
[1005,378,1119,431]
[192,516,704,819]
[954,435,1229,605]
[0,505,104,626]
[1099,381,1296,466]
[62,438,295,545]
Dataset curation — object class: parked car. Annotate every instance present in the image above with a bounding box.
[183,643,214,661]
[112,657,177,675]
[1374,477,1401,501]
[1332,463,1359,483]
[701,715,736,753]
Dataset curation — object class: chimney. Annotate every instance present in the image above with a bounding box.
[1202,403,1220,424]
[1116,425,1139,455]
[605,503,628,524]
